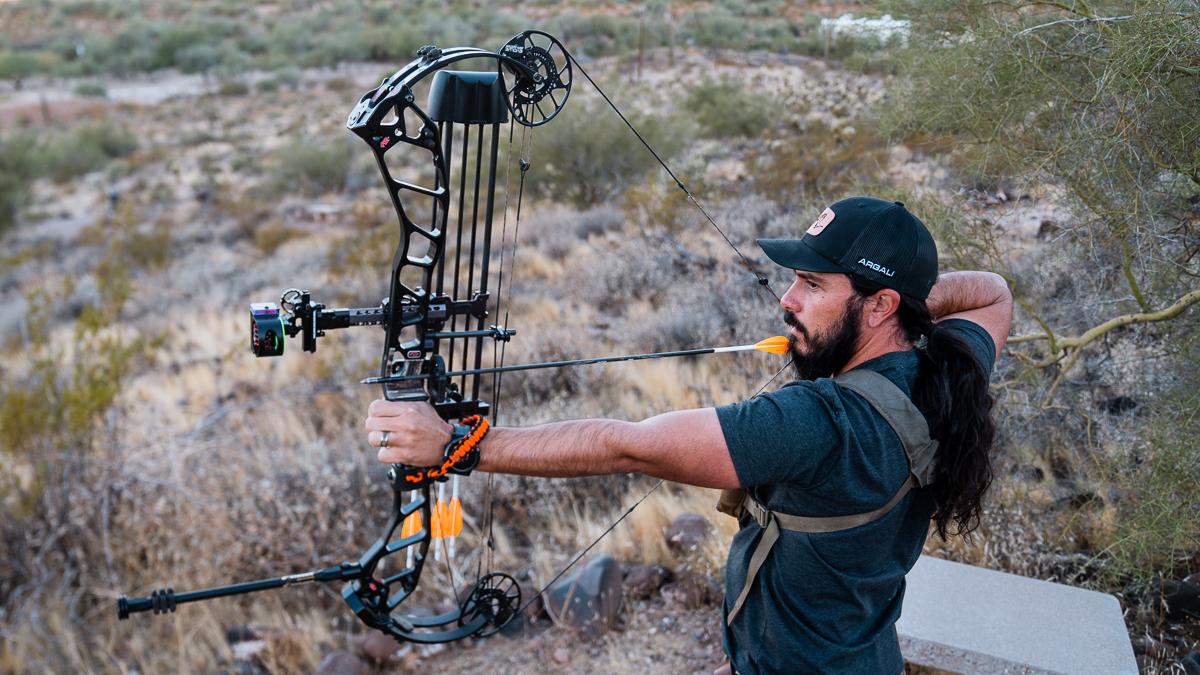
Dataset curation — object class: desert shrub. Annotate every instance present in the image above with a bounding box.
[71,80,107,97]
[175,43,222,73]
[679,8,743,50]
[270,137,354,196]
[255,76,280,93]
[0,276,155,490]
[749,121,889,207]
[254,222,305,254]
[360,23,428,62]
[216,77,250,96]
[1098,331,1200,583]
[37,121,139,183]
[153,17,242,70]
[545,10,671,57]
[0,49,54,88]
[525,95,686,208]
[685,75,777,139]
[0,133,38,233]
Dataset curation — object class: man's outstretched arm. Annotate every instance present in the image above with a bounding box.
[365,401,742,489]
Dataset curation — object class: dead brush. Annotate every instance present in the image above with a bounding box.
[525,482,737,593]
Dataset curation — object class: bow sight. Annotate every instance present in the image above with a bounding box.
[118,30,571,644]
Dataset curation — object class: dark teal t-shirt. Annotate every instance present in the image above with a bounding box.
[715,319,995,675]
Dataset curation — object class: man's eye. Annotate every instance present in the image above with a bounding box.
[808,282,820,291]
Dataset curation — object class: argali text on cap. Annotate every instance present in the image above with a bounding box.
[858,258,895,277]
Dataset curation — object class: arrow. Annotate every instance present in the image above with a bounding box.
[361,336,790,386]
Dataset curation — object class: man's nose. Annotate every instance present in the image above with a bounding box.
[780,283,803,313]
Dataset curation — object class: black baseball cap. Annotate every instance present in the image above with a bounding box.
[758,196,939,300]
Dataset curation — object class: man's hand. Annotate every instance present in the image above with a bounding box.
[364,400,454,465]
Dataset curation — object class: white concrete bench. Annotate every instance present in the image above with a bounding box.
[898,555,1137,674]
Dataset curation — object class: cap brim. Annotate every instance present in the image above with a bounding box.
[758,238,845,273]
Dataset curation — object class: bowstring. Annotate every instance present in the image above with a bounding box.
[563,50,780,305]
[516,360,790,617]
[478,118,535,584]
[511,50,795,611]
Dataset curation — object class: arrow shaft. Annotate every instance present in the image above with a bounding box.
[363,346,720,385]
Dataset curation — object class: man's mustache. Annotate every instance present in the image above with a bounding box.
[783,312,808,338]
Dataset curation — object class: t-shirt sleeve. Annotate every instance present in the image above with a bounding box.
[715,382,843,490]
[936,318,997,374]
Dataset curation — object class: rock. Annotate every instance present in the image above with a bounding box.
[1182,651,1200,675]
[1156,580,1200,622]
[661,570,719,609]
[416,643,446,659]
[1130,636,1162,656]
[230,640,267,661]
[665,513,713,553]
[355,631,405,664]
[1013,465,1044,482]
[553,647,571,664]
[624,563,673,599]
[314,650,373,675]
[1098,395,1138,415]
[1134,579,1200,619]
[1037,219,1061,239]
[545,554,623,638]
[225,625,260,643]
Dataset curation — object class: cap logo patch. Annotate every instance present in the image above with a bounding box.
[806,207,835,236]
[858,258,895,277]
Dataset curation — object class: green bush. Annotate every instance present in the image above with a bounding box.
[525,95,686,209]
[0,49,55,88]
[685,75,776,139]
[271,138,354,196]
[0,133,39,233]
[71,81,108,97]
[38,122,139,183]
[216,77,250,96]
[1101,381,1200,583]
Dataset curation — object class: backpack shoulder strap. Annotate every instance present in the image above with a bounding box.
[833,368,938,487]
[724,367,940,626]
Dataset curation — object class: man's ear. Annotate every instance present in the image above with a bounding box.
[865,289,901,327]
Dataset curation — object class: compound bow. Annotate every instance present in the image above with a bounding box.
[117,28,783,645]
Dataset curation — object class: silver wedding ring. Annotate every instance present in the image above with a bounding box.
[380,430,390,449]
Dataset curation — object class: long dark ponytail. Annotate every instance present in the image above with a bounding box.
[849,276,995,539]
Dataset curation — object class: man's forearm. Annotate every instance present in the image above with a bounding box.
[926,271,1010,320]
[477,419,636,477]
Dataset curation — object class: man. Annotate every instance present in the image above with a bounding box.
[365,196,1013,674]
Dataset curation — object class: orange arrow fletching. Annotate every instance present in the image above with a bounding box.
[432,499,450,539]
[446,497,463,538]
[754,335,790,355]
[400,511,422,538]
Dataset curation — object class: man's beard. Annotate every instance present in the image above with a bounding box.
[785,298,863,381]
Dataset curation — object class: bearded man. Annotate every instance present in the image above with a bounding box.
[365,196,1013,675]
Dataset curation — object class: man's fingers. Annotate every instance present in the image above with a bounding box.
[367,398,417,417]
[364,398,398,415]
